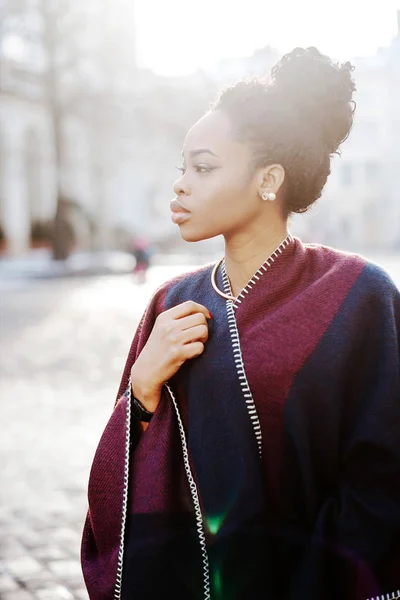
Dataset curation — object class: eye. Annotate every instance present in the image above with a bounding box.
[175,164,215,175]
[195,164,214,173]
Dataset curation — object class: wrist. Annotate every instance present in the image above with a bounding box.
[131,394,154,423]
[130,370,161,413]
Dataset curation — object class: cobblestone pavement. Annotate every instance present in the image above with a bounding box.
[0,266,190,600]
[0,256,399,600]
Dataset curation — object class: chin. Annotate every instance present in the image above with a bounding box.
[179,231,205,243]
[179,225,219,243]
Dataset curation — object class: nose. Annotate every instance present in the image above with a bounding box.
[173,174,190,197]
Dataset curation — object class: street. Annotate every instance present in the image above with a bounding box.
[0,256,399,600]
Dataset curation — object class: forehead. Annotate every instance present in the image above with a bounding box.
[183,110,245,157]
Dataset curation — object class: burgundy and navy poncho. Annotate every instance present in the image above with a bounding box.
[81,235,400,600]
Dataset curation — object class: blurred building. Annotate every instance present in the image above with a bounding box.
[0,0,141,256]
[292,13,400,251]
[0,5,399,257]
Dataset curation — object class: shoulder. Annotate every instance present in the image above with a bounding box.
[304,241,398,295]
[301,241,400,320]
[303,241,366,271]
[300,241,366,296]
[353,260,400,330]
[305,244,400,323]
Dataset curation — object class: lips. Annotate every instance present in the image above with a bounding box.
[170,199,191,225]
[170,199,190,214]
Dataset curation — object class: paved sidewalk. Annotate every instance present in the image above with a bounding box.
[0,249,135,281]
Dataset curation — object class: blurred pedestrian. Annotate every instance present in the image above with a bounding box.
[131,235,152,284]
[82,48,400,600]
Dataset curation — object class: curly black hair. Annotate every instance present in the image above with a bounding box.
[212,47,356,217]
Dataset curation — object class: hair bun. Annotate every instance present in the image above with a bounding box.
[270,47,356,153]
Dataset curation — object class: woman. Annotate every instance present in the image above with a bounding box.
[81,48,400,600]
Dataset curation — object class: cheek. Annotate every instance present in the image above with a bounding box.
[212,176,257,224]
[183,178,256,242]
[198,170,253,210]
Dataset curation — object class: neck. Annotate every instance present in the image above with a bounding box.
[224,222,289,298]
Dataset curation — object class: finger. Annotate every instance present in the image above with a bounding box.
[179,312,208,331]
[170,301,212,320]
[181,324,209,345]
[182,341,205,360]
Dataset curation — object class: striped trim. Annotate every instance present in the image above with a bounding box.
[114,378,133,600]
[366,592,400,600]
[221,269,263,458]
[165,383,211,600]
[223,233,294,308]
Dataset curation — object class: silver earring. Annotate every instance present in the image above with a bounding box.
[262,192,276,202]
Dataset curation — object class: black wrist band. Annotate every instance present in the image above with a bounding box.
[131,394,154,422]
[126,376,154,423]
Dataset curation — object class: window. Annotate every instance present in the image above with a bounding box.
[365,161,381,184]
[351,120,379,146]
[340,163,353,187]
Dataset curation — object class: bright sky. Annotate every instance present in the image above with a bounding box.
[135,0,400,76]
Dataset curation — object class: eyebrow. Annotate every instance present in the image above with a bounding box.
[181,149,219,158]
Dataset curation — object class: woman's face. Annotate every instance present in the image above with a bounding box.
[171,110,267,243]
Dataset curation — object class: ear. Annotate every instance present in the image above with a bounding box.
[258,164,285,197]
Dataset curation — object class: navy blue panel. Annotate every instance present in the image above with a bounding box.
[164,266,268,598]
[278,263,400,599]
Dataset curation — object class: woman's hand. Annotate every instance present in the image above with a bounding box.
[130,301,212,413]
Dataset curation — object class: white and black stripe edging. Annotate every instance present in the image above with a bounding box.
[366,592,400,600]
[114,377,133,600]
[165,383,211,600]
[225,233,294,308]
[221,268,263,458]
